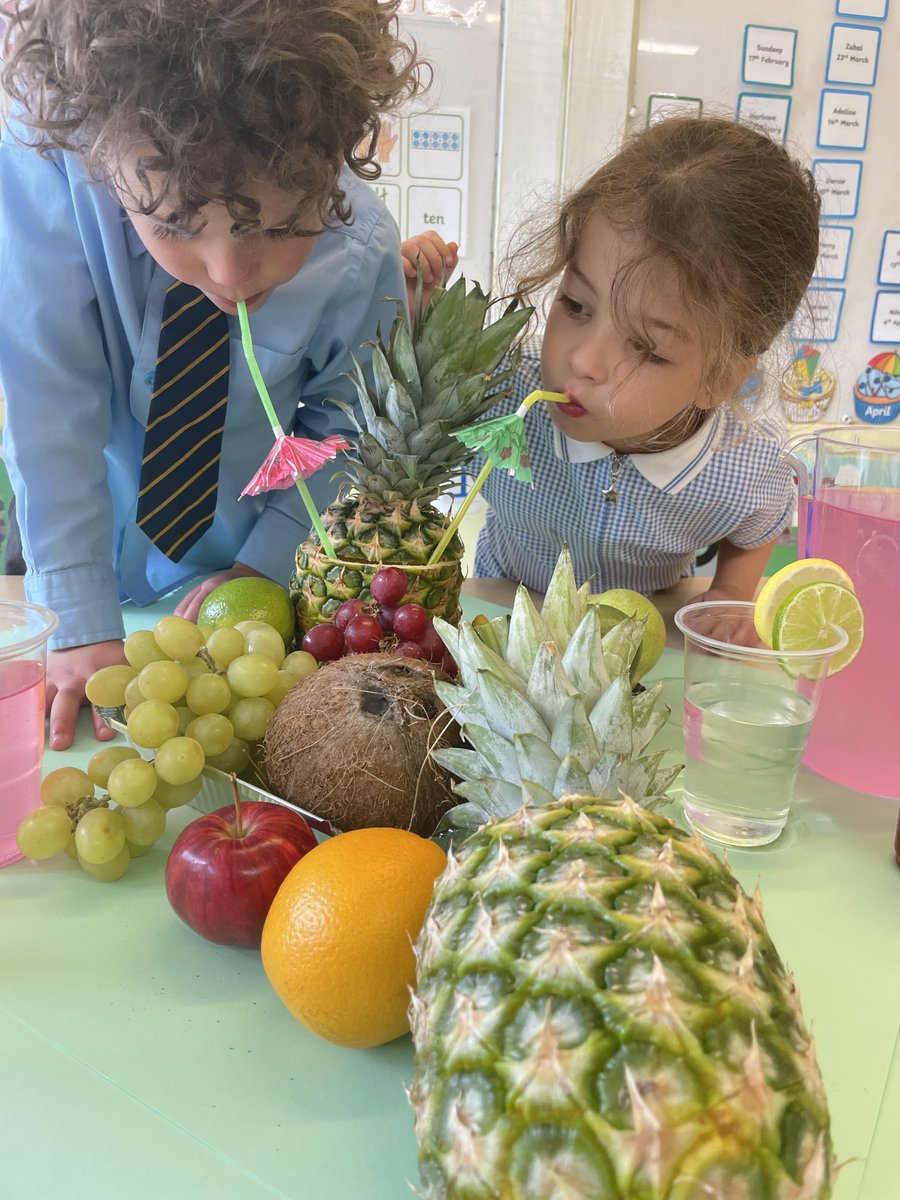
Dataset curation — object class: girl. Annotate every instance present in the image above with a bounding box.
[474,116,819,602]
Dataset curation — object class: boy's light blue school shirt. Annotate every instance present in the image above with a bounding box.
[0,122,407,649]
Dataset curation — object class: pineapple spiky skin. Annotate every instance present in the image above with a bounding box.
[410,794,833,1200]
[292,498,463,626]
[290,276,532,631]
[409,547,833,1199]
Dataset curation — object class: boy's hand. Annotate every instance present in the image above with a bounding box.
[174,562,264,624]
[401,233,459,313]
[46,640,128,751]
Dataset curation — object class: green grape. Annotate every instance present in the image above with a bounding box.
[107,757,157,808]
[184,658,210,679]
[205,626,245,669]
[229,696,275,742]
[63,836,78,861]
[154,736,205,785]
[185,713,234,757]
[176,705,193,734]
[205,737,250,775]
[265,669,298,708]
[282,650,318,682]
[16,806,74,859]
[227,653,279,698]
[154,615,206,661]
[153,775,202,811]
[126,840,152,859]
[244,624,286,664]
[138,660,189,704]
[74,807,126,865]
[86,746,140,789]
[78,844,131,881]
[119,798,166,847]
[124,676,146,711]
[41,766,94,807]
[124,628,171,669]
[234,619,269,636]
[185,672,232,716]
[84,664,138,708]
[127,699,179,749]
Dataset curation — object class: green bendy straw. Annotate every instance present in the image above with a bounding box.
[427,389,566,566]
[236,300,337,558]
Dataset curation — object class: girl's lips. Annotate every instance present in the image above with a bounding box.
[557,399,587,418]
[211,291,264,312]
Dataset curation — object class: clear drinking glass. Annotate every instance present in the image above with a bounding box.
[0,601,58,866]
[674,602,847,848]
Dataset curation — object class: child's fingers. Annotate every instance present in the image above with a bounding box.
[48,687,79,751]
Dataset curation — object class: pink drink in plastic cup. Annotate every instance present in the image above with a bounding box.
[803,489,900,797]
[0,660,46,865]
[0,601,58,866]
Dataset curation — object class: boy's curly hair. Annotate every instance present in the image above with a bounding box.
[2,0,424,228]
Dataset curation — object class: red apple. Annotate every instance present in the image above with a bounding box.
[165,788,316,947]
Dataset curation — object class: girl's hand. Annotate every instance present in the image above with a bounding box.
[401,232,459,313]
[173,562,264,624]
[46,640,128,751]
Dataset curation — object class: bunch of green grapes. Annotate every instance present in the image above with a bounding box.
[17,616,318,882]
[16,756,169,881]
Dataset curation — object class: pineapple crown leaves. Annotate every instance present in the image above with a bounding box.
[325,278,533,500]
[431,547,681,838]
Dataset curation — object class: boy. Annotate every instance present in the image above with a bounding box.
[0,0,425,749]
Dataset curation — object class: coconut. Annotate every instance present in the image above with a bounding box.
[263,654,462,837]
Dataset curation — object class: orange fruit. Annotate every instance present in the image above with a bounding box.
[260,827,446,1048]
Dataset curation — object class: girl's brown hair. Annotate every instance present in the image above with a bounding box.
[513,116,821,402]
[2,0,424,228]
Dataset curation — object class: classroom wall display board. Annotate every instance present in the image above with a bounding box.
[361,0,499,293]
[628,0,898,427]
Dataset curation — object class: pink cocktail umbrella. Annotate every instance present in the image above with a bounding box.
[236,301,345,558]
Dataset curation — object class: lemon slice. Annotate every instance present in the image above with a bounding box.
[754,558,855,646]
[771,581,864,675]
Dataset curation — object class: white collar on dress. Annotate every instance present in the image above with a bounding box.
[551,411,720,496]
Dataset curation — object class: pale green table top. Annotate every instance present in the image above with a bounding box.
[1,592,898,1200]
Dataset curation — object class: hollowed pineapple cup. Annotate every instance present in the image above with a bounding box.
[291,542,463,634]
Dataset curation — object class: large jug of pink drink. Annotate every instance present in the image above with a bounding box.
[784,429,900,798]
[0,601,58,866]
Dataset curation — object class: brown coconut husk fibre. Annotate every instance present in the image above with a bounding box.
[263,654,462,837]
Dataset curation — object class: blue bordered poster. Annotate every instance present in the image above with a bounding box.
[871,292,900,343]
[827,23,881,86]
[836,0,889,18]
[814,225,854,282]
[813,159,863,216]
[742,25,797,88]
[791,288,846,343]
[878,232,900,287]
[646,94,703,126]
[817,88,871,150]
[736,93,791,143]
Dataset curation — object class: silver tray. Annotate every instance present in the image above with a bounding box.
[100,712,339,838]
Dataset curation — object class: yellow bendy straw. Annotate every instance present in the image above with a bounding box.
[427,389,566,566]
[236,300,337,558]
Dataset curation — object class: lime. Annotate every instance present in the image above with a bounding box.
[771,581,864,675]
[754,558,854,646]
[587,588,667,683]
[198,577,296,646]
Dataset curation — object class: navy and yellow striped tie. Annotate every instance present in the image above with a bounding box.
[137,282,230,561]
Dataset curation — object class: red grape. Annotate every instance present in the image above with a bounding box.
[396,641,428,660]
[370,567,408,607]
[414,625,446,664]
[344,614,385,654]
[334,599,369,631]
[376,605,396,632]
[440,653,459,679]
[301,623,345,662]
[393,603,429,640]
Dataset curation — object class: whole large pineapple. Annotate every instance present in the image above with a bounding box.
[409,550,833,1200]
[290,279,531,631]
